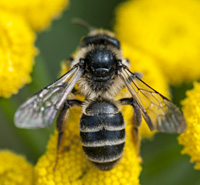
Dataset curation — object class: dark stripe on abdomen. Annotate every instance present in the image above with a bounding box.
[80,129,125,146]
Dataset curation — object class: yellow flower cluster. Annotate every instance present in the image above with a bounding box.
[0,11,36,98]
[178,82,200,169]
[0,1,68,97]
[34,107,142,185]
[115,0,200,84]
[0,150,33,185]
[0,0,68,31]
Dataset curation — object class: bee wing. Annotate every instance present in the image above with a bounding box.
[120,67,186,133]
[14,66,82,128]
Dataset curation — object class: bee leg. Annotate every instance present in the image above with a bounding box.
[54,99,82,170]
[119,98,142,154]
[131,126,141,156]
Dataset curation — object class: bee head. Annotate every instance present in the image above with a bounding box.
[81,30,120,49]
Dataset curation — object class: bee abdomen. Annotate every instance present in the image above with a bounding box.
[80,110,125,170]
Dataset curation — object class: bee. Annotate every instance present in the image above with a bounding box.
[14,21,186,171]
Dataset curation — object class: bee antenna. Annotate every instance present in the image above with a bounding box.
[72,18,95,31]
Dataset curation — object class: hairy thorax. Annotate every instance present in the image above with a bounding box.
[77,74,124,100]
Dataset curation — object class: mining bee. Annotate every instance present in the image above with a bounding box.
[14,21,186,171]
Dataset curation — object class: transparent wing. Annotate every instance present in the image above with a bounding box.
[120,67,186,133]
[14,66,82,128]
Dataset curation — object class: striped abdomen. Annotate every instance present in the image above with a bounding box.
[80,101,125,171]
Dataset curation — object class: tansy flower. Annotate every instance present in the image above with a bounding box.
[34,107,142,185]
[0,11,36,98]
[0,150,33,185]
[0,0,68,31]
[178,82,200,170]
[0,0,68,97]
[115,0,200,84]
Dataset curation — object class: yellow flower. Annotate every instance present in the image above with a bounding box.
[0,150,33,185]
[121,42,170,138]
[115,0,200,84]
[0,0,68,31]
[0,11,36,98]
[34,107,142,185]
[178,82,200,170]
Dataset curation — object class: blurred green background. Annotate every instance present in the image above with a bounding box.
[0,0,199,184]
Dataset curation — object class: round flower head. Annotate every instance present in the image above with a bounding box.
[0,11,36,98]
[115,0,200,84]
[34,107,142,185]
[0,150,33,185]
[178,82,200,169]
[0,0,68,31]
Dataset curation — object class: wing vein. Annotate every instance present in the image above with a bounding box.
[120,66,186,133]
